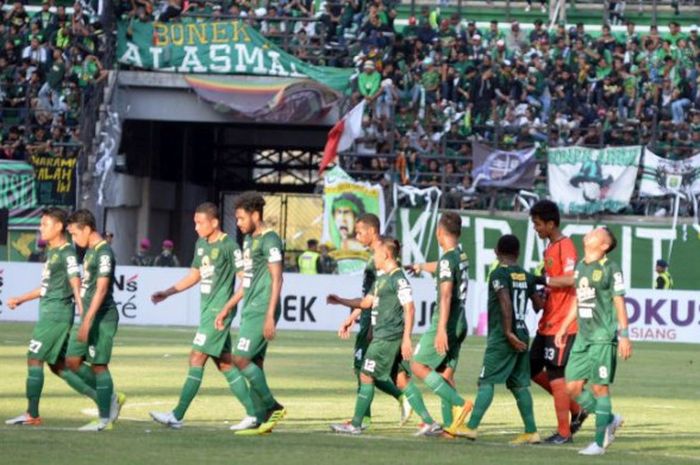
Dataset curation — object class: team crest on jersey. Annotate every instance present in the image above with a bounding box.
[592,270,603,282]
[545,257,554,268]
[50,253,59,264]
[211,248,219,260]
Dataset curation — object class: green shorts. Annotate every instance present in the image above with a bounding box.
[565,340,617,386]
[192,311,233,357]
[233,306,280,362]
[353,322,371,372]
[413,327,467,372]
[66,315,119,365]
[361,338,410,382]
[27,318,72,364]
[478,341,531,389]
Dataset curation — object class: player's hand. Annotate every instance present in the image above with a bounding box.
[338,319,353,339]
[404,264,420,276]
[326,294,341,305]
[263,315,276,341]
[214,309,229,331]
[6,297,21,310]
[151,290,169,304]
[434,328,449,355]
[506,333,527,352]
[77,319,92,343]
[401,338,413,361]
[554,330,566,349]
[618,337,632,360]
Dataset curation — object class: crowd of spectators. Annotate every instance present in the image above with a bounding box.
[0,0,108,161]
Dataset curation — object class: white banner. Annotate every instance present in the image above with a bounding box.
[1,263,697,343]
[639,147,700,197]
[547,146,641,215]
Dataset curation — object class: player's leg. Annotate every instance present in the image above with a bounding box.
[354,327,372,421]
[232,316,285,430]
[530,333,552,394]
[439,368,456,426]
[80,318,122,431]
[7,319,70,425]
[543,334,580,443]
[382,360,411,425]
[62,324,98,402]
[331,349,379,434]
[507,351,540,445]
[213,350,259,431]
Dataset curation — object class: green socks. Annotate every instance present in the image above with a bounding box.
[26,366,44,418]
[241,364,276,410]
[594,396,612,447]
[61,369,97,401]
[512,387,537,433]
[441,399,453,425]
[352,383,375,427]
[403,381,434,424]
[249,388,267,423]
[576,389,597,413]
[173,366,204,421]
[375,379,403,400]
[95,371,114,419]
[424,371,465,407]
[467,384,494,429]
[356,372,371,418]
[223,368,256,417]
[77,363,97,389]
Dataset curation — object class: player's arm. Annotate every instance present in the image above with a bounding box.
[614,296,632,360]
[77,276,109,342]
[263,260,283,340]
[546,275,575,288]
[401,300,416,360]
[435,280,452,355]
[215,271,246,330]
[549,240,577,288]
[151,268,201,303]
[338,307,363,339]
[327,294,374,310]
[497,288,527,352]
[407,261,437,275]
[69,277,84,317]
[6,287,42,309]
[555,299,578,348]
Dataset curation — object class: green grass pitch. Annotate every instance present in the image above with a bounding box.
[1,322,699,465]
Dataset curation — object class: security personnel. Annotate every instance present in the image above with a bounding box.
[298,239,321,275]
[655,259,673,289]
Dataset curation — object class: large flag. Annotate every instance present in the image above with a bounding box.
[547,146,641,214]
[639,147,700,197]
[319,100,365,175]
[471,142,537,189]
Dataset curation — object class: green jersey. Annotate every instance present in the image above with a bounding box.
[574,257,625,344]
[191,233,242,313]
[39,242,79,321]
[433,247,468,335]
[487,264,535,345]
[370,267,412,340]
[359,253,376,331]
[80,240,117,321]
[242,229,284,313]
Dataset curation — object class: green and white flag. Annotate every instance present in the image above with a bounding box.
[547,146,641,214]
[640,147,700,197]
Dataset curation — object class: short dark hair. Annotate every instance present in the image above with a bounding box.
[497,234,520,257]
[602,227,617,253]
[530,200,561,226]
[67,209,97,231]
[307,239,318,248]
[234,192,265,216]
[195,202,219,220]
[438,212,461,238]
[42,207,68,231]
[356,213,380,233]
[379,235,400,259]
